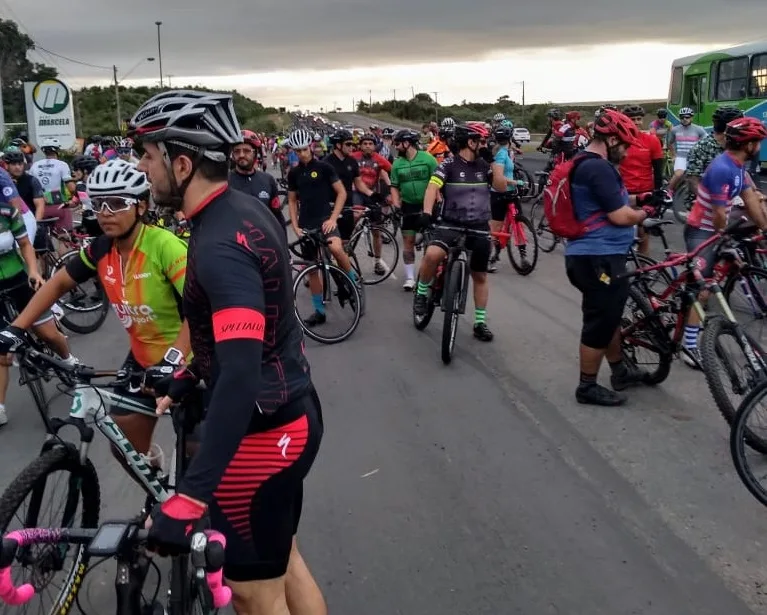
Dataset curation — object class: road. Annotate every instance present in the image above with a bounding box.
[2,156,767,614]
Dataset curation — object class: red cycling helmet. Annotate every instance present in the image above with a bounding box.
[240,129,260,149]
[565,111,581,122]
[725,117,767,144]
[464,121,490,139]
[592,109,640,145]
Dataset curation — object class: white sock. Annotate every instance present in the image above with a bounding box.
[404,264,414,280]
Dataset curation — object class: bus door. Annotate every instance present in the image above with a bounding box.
[682,71,707,123]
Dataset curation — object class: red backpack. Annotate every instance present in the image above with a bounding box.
[543,152,607,239]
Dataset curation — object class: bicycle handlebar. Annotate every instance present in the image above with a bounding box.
[0,527,231,609]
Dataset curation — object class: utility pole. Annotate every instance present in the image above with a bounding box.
[0,64,5,139]
[521,80,526,120]
[432,91,439,123]
[369,89,372,107]
[113,65,122,132]
[410,85,415,99]
[155,21,164,88]
[167,75,173,87]
[393,89,396,101]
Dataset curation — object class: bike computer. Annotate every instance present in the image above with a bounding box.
[87,522,131,556]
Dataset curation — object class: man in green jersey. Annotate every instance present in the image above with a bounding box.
[390,129,438,290]
[0,201,73,427]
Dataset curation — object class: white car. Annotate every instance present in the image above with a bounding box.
[512,127,531,143]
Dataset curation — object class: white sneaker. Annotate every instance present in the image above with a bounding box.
[0,407,7,427]
[59,354,80,368]
[51,304,65,318]
[403,278,415,291]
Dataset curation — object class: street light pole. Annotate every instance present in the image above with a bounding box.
[155,21,164,88]
[113,65,121,131]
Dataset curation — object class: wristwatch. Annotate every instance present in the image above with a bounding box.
[163,347,184,367]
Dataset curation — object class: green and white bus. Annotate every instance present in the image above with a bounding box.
[668,40,767,166]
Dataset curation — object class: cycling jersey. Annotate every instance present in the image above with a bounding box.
[66,224,188,367]
[178,186,312,503]
[28,158,72,205]
[426,139,451,163]
[390,150,438,208]
[429,155,492,224]
[12,173,41,214]
[552,122,577,160]
[490,147,515,193]
[287,158,340,228]
[685,134,724,178]
[649,119,673,146]
[229,170,280,212]
[618,131,664,193]
[687,151,754,231]
[322,152,359,208]
[0,168,22,210]
[668,124,707,159]
[0,205,28,279]
[351,151,391,190]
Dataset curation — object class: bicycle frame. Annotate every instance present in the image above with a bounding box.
[435,225,489,314]
[490,195,521,250]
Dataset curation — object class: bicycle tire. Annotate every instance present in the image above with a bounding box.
[530,198,558,254]
[0,445,100,615]
[52,250,110,335]
[441,260,463,365]
[292,264,361,344]
[621,285,673,385]
[348,252,366,316]
[700,315,767,429]
[506,215,538,275]
[627,253,675,296]
[730,382,767,509]
[348,225,398,285]
[671,181,690,224]
[413,271,437,331]
[722,266,767,323]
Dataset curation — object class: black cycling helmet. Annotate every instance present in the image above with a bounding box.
[493,126,513,142]
[72,155,100,173]
[547,108,562,120]
[393,129,420,145]
[622,104,645,118]
[712,106,744,133]
[329,129,353,145]
[438,127,454,142]
[656,108,668,119]
[2,149,24,165]
[382,127,395,137]
[360,133,377,143]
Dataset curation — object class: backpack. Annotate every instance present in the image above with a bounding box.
[542,152,607,239]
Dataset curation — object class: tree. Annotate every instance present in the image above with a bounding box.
[0,19,58,126]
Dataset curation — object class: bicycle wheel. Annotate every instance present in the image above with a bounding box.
[514,166,535,200]
[700,315,767,428]
[671,181,690,224]
[52,250,110,335]
[626,253,675,296]
[292,264,361,344]
[441,260,464,365]
[731,382,767,509]
[348,225,398,285]
[506,215,538,275]
[347,252,366,317]
[413,270,437,331]
[620,285,673,385]
[530,198,558,254]
[722,266,767,333]
[0,445,100,615]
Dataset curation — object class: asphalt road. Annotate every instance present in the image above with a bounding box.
[3,155,767,614]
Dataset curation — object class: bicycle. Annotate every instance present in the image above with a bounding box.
[0,347,218,615]
[528,171,562,254]
[490,191,538,275]
[412,225,490,365]
[288,229,362,344]
[730,380,767,504]
[348,205,399,285]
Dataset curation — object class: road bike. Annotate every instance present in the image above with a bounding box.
[490,191,538,275]
[348,205,399,284]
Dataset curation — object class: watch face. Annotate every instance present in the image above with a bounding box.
[165,348,182,365]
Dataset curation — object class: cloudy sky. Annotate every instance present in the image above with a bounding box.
[4,0,767,109]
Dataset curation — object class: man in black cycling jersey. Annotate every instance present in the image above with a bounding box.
[130,90,326,615]
[230,129,284,229]
[414,123,507,342]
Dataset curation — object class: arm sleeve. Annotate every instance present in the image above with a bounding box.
[374,153,392,173]
[649,134,664,161]
[702,166,732,208]
[159,235,188,296]
[0,169,20,202]
[178,238,268,503]
[429,159,451,188]
[5,208,27,240]
[389,161,400,188]
[65,235,110,283]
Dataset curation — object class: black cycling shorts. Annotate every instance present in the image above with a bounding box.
[565,254,630,349]
[337,209,356,241]
[399,202,422,234]
[490,192,512,223]
[428,222,491,273]
[299,225,341,262]
[209,388,324,581]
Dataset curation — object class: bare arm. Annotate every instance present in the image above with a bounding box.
[33,197,45,221]
[743,187,767,230]
[606,207,647,227]
[288,190,300,234]
[330,180,347,220]
[423,183,440,216]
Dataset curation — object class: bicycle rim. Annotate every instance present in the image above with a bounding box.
[441,262,463,364]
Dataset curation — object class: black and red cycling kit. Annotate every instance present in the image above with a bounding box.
[179,185,323,581]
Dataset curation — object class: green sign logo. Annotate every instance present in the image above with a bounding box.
[32,79,70,115]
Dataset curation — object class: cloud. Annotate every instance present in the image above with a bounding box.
[6,0,767,82]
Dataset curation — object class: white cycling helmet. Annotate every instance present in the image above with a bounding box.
[441,117,455,128]
[129,89,241,162]
[40,137,61,150]
[87,160,151,198]
[680,107,694,117]
[493,113,505,122]
[313,133,322,142]
[288,129,312,149]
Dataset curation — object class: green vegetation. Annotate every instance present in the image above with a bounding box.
[356,94,666,132]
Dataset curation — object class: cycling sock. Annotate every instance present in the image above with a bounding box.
[474,307,487,325]
[404,263,414,279]
[684,325,700,349]
[311,294,325,315]
[579,372,598,386]
[347,269,358,282]
[608,359,627,376]
[416,280,431,296]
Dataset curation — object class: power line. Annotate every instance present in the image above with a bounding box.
[33,46,110,71]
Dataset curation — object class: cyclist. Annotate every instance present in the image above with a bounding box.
[71,155,103,236]
[667,107,707,192]
[426,125,451,163]
[131,91,325,615]
[682,117,767,367]
[230,130,283,228]
[538,108,563,151]
[390,128,438,290]
[564,109,652,406]
[618,104,664,256]
[352,133,392,197]
[28,138,76,233]
[488,124,523,272]
[2,148,44,242]
[550,111,581,164]
[649,108,673,149]
[414,123,506,341]
[491,112,506,130]
[0,189,74,427]
[379,127,395,162]
[287,128,359,326]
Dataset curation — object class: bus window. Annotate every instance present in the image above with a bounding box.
[750,53,767,98]
[669,66,683,104]
[716,56,749,100]
[683,74,703,110]
[709,61,719,101]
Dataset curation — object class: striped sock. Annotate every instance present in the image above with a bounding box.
[416,280,431,296]
[474,307,487,325]
[684,325,700,350]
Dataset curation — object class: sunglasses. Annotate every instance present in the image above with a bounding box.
[681,115,693,119]
[92,196,138,214]
[343,142,354,147]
